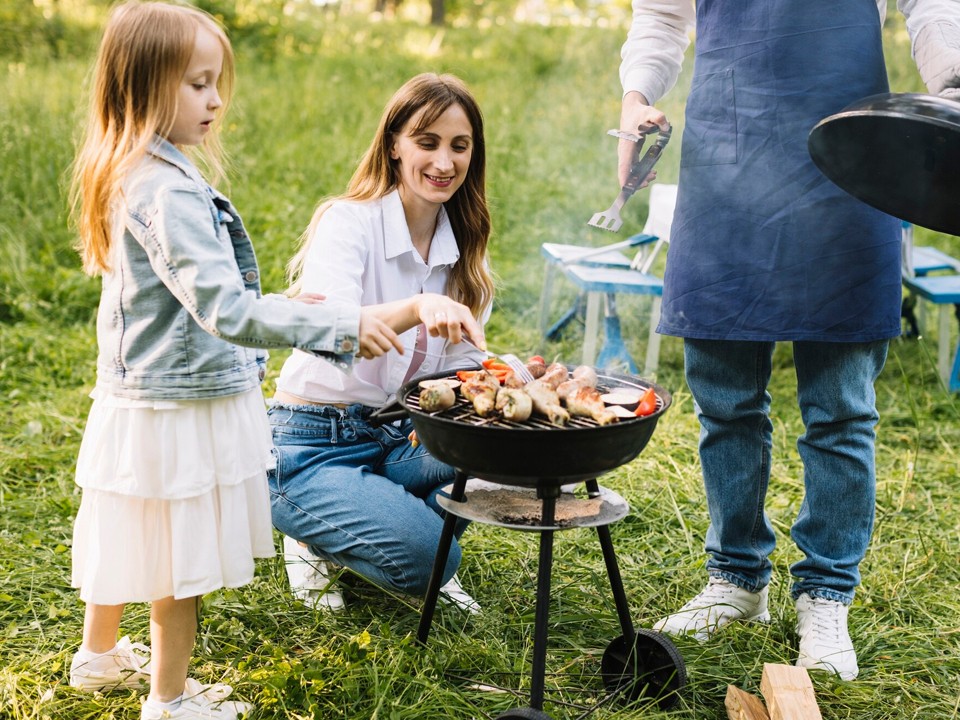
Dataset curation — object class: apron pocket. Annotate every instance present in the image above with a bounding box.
[681,68,738,168]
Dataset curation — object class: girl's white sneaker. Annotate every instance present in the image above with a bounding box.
[69,636,151,691]
[140,679,251,719]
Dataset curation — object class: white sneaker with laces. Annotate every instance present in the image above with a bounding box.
[69,636,151,691]
[439,573,481,614]
[282,535,345,611]
[795,593,859,680]
[653,576,770,641]
[140,679,251,719]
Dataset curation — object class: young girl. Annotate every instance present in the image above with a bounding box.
[268,73,492,613]
[66,3,427,718]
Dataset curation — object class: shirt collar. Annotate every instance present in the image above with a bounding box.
[381,188,460,268]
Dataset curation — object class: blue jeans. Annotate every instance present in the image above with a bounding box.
[267,402,465,596]
[684,338,888,604]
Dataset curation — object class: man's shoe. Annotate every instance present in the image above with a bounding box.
[140,679,251,719]
[653,576,770,641]
[69,636,151,691]
[282,535,345,611]
[439,573,481,614]
[795,593,859,680]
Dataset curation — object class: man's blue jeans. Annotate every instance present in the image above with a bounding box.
[684,338,888,604]
[267,402,464,596]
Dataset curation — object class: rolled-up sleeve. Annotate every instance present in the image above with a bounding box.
[620,0,695,105]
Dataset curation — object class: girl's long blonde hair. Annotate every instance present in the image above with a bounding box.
[288,73,495,319]
[70,1,234,275]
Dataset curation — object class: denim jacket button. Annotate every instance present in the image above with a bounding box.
[258,367,266,381]
[340,339,354,352]
[244,270,258,283]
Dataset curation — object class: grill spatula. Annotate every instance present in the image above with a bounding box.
[588,124,672,233]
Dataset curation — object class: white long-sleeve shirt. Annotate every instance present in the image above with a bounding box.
[620,0,960,104]
[275,189,487,407]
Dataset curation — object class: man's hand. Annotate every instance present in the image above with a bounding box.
[915,21,960,101]
[619,91,671,186]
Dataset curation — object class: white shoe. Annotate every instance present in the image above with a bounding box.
[795,593,859,680]
[69,636,151,691]
[653,577,770,641]
[140,679,251,719]
[439,573,481,614]
[282,535,345,611]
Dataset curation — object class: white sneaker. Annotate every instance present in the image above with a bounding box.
[69,636,151,691]
[282,535,345,611]
[439,573,481,614]
[795,593,859,680]
[140,679,251,719]
[653,577,770,641]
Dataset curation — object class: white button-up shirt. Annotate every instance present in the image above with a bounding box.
[620,0,954,105]
[275,189,486,407]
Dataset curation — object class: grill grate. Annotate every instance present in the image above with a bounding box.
[405,375,664,430]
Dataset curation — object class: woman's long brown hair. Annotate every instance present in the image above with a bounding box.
[289,73,494,319]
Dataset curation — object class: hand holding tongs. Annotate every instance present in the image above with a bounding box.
[588,123,672,233]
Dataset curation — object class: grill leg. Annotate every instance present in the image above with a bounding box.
[586,479,636,643]
[417,471,469,645]
[530,489,558,711]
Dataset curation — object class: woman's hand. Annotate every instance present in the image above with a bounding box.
[619,91,670,187]
[417,294,485,349]
[357,308,404,359]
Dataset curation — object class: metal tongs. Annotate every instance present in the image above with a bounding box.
[587,123,672,233]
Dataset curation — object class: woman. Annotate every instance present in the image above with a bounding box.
[268,73,494,612]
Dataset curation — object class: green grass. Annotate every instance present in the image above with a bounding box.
[2,9,960,720]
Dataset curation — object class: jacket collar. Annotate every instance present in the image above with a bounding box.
[147,135,228,202]
[381,188,460,267]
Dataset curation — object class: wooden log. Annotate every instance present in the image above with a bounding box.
[725,684,770,720]
[759,664,823,720]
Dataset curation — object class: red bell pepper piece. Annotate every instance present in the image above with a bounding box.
[634,386,657,417]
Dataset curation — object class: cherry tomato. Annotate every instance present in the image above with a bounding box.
[528,355,545,364]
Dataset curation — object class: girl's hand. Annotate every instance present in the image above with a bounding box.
[358,308,404,359]
[619,92,670,187]
[290,292,326,304]
[417,294,485,349]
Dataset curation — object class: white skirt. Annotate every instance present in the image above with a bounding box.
[71,387,276,604]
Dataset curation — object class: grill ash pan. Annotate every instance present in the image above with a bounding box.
[370,367,672,488]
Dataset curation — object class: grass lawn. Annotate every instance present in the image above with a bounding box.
[1,8,959,720]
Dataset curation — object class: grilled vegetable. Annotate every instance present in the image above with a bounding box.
[419,384,456,413]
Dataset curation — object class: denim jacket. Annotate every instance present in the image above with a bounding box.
[95,137,359,400]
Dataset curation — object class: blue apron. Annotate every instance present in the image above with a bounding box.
[659,0,902,341]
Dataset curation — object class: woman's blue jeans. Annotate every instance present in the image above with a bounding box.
[267,402,465,596]
[684,338,888,604]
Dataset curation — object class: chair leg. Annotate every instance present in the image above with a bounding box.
[644,297,662,377]
[583,291,602,366]
[538,261,557,351]
[938,305,952,387]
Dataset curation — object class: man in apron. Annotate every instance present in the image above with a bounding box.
[618,0,960,680]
